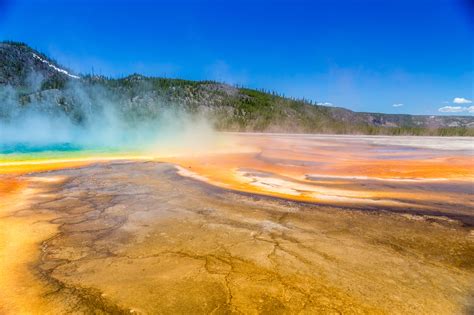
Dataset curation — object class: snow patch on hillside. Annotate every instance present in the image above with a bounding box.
[32,53,80,79]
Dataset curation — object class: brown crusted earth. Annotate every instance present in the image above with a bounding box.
[2,161,474,314]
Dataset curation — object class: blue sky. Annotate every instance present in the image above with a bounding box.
[0,0,472,115]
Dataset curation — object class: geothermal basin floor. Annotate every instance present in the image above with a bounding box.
[1,133,474,314]
[0,161,472,314]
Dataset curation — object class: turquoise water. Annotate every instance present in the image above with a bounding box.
[0,143,83,154]
[0,142,139,163]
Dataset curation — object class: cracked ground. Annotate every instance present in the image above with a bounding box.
[1,161,473,314]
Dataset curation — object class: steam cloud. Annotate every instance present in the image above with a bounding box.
[0,76,216,153]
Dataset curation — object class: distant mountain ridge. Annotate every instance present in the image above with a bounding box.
[1,41,473,136]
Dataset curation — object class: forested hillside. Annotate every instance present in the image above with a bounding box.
[1,41,473,136]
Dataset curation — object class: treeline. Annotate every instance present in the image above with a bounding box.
[4,38,471,137]
[83,77,474,137]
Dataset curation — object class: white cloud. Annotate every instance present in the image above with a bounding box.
[319,102,333,106]
[453,97,472,104]
[438,106,464,112]
[438,105,474,113]
[392,103,403,107]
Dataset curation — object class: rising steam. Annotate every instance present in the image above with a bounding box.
[0,75,217,154]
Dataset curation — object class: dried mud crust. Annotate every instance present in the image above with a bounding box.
[20,161,474,314]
